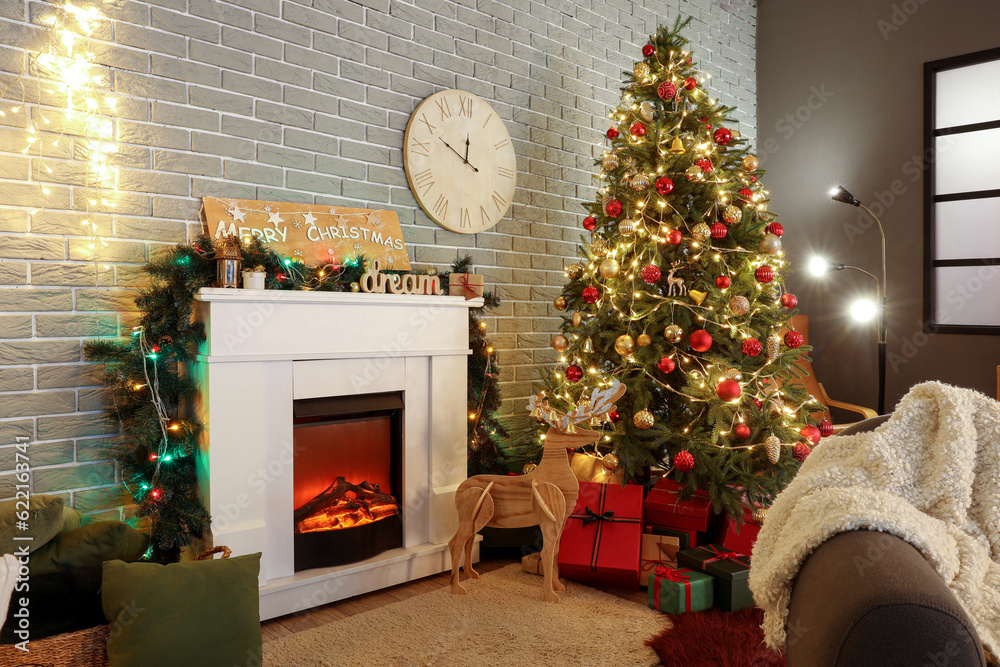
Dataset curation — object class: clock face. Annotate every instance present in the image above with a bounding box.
[403,90,517,234]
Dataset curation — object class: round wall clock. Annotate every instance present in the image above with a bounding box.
[403,89,517,234]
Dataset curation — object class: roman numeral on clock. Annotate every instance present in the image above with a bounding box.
[498,166,514,179]
[418,113,436,135]
[433,194,449,219]
[413,168,434,195]
[480,205,491,227]
[491,190,507,212]
[460,207,472,229]
[494,138,510,150]
[410,137,431,157]
[458,96,472,118]
[436,97,451,120]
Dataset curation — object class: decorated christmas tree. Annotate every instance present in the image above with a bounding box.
[536,18,825,516]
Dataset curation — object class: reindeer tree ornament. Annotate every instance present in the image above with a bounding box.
[448,381,626,602]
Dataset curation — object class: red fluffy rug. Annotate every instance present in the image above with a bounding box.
[646,607,786,667]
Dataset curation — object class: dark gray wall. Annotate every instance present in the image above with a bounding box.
[757,0,1000,412]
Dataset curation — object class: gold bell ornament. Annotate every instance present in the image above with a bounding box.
[669,137,685,154]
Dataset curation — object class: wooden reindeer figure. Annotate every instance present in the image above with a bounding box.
[448,381,626,602]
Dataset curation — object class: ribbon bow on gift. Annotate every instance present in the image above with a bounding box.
[458,274,481,301]
[700,544,750,568]
[652,566,693,612]
[581,507,615,526]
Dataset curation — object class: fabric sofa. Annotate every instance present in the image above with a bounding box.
[785,416,987,666]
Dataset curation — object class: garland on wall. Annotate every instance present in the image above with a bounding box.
[85,234,500,560]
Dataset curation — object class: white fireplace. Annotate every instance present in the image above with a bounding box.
[191,288,480,620]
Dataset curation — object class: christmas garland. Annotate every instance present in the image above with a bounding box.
[85,235,503,560]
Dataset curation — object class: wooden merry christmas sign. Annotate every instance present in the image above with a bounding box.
[202,197,411,270]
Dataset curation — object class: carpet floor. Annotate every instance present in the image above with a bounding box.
[263,564,666,666]
[646,607,785,667]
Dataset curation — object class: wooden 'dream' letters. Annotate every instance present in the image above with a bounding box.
[359,260,444,296]
[448,381,626,602]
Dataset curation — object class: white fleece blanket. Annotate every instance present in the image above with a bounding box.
[748,381,1000,656]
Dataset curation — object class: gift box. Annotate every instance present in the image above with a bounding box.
[521,552,545,575]
[644,478,712,533]
[646,565,713,614]
[644,524,698,549]
[448,273,484,300]
[677,543,753,612]
[558,482,643,589]
[639,532,682,586]
[714,508,761,556]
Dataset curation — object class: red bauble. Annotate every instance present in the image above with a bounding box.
[641,264,661,283]
[766,222,784,237]
[607,127,619,139]
[755,265,775,283]
[709,222,727,239]
[819,419,834,438]
[642,44,655,56]
[673,450,695,471]
[655,176,674,195]
[683,77,697,90]
[742,338,763,357]
[657,357,676,373]
[608,410,620,423]
[738,187,754,201]
[800,425,821,445]
[784,330,804,349]
[734,423,751,440]
[582,286,600,304]
[630,122,646,137]
[780,293,798,309]
[716,378,742,402]
[689,329,713,352]
[753,397,763,410]
[695,158,713,173]
[657,81,677,100]
[582,216,597,231]
[716,275,731,289]
[666,229,683,245]
[605,199,622,217]
[565,365,583,382]
[792,442,811,462]
[713,127,732,145]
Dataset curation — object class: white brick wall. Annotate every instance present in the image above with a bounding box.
[0,0,756,510]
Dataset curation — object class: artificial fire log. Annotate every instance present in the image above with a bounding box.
[294,476,398,532]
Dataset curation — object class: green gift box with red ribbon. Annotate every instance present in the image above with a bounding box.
[677,543,754,612]
[646,565,713,614]
[558,482,643,589]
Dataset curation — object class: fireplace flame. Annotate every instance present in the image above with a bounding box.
[294,476,398,534]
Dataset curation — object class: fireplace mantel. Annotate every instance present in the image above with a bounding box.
[191,288,481,619]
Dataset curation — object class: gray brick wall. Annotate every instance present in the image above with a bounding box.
[0,0,756,511]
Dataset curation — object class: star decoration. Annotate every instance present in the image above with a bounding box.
[366,212,383,227]
[302,211,317,227]
[229,206,246,223]
[267,211,284,226]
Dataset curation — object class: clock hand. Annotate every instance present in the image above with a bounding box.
[440,137,479,173]
[464,135,470,161]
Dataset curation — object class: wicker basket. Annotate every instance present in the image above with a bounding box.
[0,547,233,667]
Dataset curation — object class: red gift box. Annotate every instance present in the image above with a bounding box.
[644,478,712,532]
[558,482,643,589]
[714,508,761,556]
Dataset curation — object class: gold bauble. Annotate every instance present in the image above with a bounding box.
[599,258,621,279]
[618,219,636,236]
[759,233,782,255]
[425,267,438,276]
[614,334,636,356]
[664,323,683,343]
[752,507,767,525]
[640,101,655,122]
[554,296,568,311]
[728,295,750,316]
[551,334,569,352]
[743,155,759,171]
[602,452,620,471]
[691,222,711,243]
[633,409,654,430]
[634,62,650,79]
[522,462,537,474]
[723,204,742,224]
[603,153,620,172]
[592,237,610,257]
[566,264,584,280]
[686,164,704,180]
[765,435,781,464]
[637,333,652,348]
[726,367,743,381]
[572,311,583,327]
[631,173,650,191]
[349,281,361,292]
[731,130,742,141]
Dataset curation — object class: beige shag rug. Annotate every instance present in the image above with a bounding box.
[264,564,666,666]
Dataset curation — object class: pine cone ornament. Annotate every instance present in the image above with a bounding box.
[640,101,655,122]
[766,333,781,362]
[765,434,781,464]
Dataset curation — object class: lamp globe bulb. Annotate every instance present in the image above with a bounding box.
[808,257,829,277]
[850,299,878,322]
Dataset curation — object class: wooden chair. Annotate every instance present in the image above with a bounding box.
[787,315,878,433]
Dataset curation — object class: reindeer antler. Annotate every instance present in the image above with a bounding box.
[529,380,626,433]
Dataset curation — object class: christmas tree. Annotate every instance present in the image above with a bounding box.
[537,18,825,516]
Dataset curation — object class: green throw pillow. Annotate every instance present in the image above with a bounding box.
[0,494,64,555]
[29,521,149,576]
[102,553,263,667]
[61,505,84,534]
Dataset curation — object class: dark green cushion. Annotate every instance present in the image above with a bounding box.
[29,521,149,576]
[61,505,84,534]
[0,494,64,554]
[102,553,262,667]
